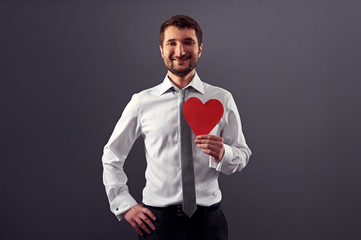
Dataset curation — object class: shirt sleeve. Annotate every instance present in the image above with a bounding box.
[209,92,252,175]
[102,94,141,221]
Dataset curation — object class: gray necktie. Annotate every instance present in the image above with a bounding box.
[179,88,197,217]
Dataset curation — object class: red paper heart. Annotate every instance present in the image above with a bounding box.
[183,97,224,136]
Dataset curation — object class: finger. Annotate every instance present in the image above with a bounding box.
[135,218,152,235]
[201,149,218,159]
[194,139,223,147]
[130,222,143,236]
[196,135,223,142]
[195,137,223,145]
[143,208,157,221]
[196,134,210,139]
[196,143,219,152]
[140,215,156,231]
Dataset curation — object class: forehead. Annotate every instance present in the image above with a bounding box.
[163,26,197,42]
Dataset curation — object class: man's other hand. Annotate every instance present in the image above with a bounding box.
[194,135,225,162]
[122,204,156,236]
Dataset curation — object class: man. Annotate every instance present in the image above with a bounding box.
[102,15,251,240]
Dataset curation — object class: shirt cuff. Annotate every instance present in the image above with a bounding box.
[208,144,233,172]
[110,191,138,221]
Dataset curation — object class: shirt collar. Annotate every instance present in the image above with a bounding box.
[158,72,205,96]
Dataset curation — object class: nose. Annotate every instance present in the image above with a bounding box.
[175,43,185,57]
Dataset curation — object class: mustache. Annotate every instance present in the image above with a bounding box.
[171,55,191,60]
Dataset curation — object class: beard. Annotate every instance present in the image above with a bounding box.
[164,56,198,77]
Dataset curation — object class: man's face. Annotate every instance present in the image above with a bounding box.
[160,26,202,77]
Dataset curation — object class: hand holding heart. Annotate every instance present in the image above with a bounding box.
[183,97,225,162]
[194,135,225,162]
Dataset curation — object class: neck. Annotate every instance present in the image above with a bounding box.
[167,69,196,89]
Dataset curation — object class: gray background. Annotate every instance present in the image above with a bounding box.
[1,0,361,239]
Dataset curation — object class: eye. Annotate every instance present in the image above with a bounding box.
[168,42,176,46]
[185,41,195,45]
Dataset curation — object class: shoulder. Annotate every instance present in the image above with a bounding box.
[198,81,238,113]
[134,83,162,97]
[129,83,164,113]
[132,83,162,102]
[201,81,233,99]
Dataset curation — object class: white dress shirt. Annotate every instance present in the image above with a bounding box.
[102,73,251,221]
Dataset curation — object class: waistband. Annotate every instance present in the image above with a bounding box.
[144,202,221,217]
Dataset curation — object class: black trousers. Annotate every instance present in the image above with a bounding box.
[139,203,228,240]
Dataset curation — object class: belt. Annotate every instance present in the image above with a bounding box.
[145,202,221,217]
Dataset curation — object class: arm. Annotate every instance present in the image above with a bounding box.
[195,92,252,175]
[102,95,157,236]
[102,94,141,220]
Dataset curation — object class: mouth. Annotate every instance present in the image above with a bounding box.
[172,56,191,63]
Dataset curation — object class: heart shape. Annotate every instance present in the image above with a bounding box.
[183,97,224,136]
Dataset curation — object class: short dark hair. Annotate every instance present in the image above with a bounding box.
[159,15,203,47]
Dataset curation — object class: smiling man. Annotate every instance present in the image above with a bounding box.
[102,15,252,240]
[161,25,200,80]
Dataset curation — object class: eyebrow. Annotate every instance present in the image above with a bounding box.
[166,38,196,43]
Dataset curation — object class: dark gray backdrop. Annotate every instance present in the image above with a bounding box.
[1,1,361,239]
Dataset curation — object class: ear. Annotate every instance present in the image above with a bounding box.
[159,45,164,59]
[198,43,203,57]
